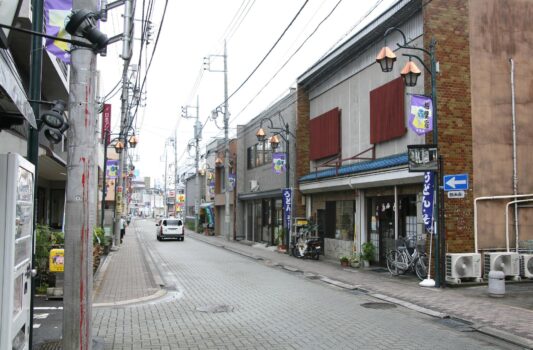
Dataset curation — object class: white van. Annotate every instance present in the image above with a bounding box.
[156,218,185,241]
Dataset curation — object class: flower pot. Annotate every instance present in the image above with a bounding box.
[340,260,350,267]
[351,262,360,268]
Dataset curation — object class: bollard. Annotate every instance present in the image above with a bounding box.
[488,270,505,298]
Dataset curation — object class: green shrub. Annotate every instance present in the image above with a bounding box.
[93,226,105,245]
[361,241,376,262]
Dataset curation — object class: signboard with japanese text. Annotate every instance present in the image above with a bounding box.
[408,95,433,135]
[102,103,111,144]
[282,188,292,230]
[421,171,435,234]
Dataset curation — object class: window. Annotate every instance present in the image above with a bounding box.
[247,141,275,169]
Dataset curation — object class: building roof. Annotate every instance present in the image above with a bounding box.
[299,153,408,182]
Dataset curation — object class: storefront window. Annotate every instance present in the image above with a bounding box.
[335,200,354,241]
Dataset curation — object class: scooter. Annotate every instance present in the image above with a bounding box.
[291,232,321,260]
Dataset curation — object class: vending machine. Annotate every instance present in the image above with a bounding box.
[0,153,35,350]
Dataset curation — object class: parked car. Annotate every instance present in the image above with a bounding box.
[156,218,185,241]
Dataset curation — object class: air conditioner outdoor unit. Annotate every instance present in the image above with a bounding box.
[446,253,482,284]
[484,252,520,279]
[250,180,259,192]
[520,254,533,279]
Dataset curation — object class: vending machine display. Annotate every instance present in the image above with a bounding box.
[0,153,35,350]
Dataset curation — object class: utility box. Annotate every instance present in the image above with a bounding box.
[0,153,35,350]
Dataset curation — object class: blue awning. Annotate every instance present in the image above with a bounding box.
[300,153,408,182]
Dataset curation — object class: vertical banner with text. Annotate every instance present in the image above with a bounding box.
[422,171,435,234]
[102,104,111,144]
[282,188,292,231]
[272,153,286,174]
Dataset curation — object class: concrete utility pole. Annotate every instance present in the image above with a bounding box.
[223,41,231,241]
[181,97,200,231]
[113,0,134,248]
[63,0,98,347]
[163,141,169,217]
[174,129,178,217]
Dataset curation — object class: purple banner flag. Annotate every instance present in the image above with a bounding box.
[106,160,119,179]
[408,95,433,135]
[44,0,72,63]
[272,152,286,175]
[422,171,435,234]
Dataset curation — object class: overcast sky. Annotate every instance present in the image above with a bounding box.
[98,0,396,186]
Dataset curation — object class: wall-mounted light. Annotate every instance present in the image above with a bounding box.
[66,9,109,50]
[44,122,70,144]
[41,100,67,129]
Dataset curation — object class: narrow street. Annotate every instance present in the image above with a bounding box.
[89,219,521,350]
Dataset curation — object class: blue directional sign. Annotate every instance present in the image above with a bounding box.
[443,173,469,191]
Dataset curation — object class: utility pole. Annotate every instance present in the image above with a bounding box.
[204,41,229,239]
[174,129,178,217]
[181,97,200,232]
[223,41,231,241]
[113,0,134,248]
[63,0,98,347]
[164,142,168,217]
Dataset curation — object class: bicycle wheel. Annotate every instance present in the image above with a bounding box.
[415,254,429,280]
[387,250,407,275]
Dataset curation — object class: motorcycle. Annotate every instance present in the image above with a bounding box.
[291,230,321,260]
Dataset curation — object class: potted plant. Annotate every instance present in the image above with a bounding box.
[361,241,376,267]
[339,255,350,267]
[350,254,360,268]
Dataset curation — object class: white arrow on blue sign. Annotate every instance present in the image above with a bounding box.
[443,173,469,191]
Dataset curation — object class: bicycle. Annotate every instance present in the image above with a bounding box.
[386,238,428,280]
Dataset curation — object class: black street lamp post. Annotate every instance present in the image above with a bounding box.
[377,27,442,287]
[256,115,295,253]
[100,130,137,229]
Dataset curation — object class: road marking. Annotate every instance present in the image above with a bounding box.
[33,324,41,329]
[35,307,63,310]
[34,313,49,319]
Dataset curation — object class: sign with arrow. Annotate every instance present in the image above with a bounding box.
[443,174,469,191]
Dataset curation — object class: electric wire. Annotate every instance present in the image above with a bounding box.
[229,0,344,127]
[222,0,310,105]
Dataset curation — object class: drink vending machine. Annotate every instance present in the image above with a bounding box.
[0,153,35,350]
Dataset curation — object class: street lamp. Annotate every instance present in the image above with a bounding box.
[100,130,137,233]
[256,115,295,253]
[376,27,441,287]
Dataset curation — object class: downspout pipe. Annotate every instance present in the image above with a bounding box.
[505,199,533,253]
[510,58,519,254]
[474,193,533,253]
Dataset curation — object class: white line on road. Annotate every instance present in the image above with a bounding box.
[34,307,63,310]
[34,313,49,319]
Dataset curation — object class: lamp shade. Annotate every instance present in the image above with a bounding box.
[269,135,280,150]
[256,127,266,142]
[376,46,397,72]
[128,135,138,148]
[114,140,124,153]
[400,61,421,87]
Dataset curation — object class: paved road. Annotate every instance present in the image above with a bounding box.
[92,220,522,350]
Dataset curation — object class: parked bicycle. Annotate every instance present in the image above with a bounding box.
[386,238,428,280]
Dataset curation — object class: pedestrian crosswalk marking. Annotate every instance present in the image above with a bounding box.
[34,313,49,319]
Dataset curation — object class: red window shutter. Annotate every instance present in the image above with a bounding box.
[370,77,406,144]
[310,108,340,161]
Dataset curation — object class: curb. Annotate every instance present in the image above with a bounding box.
[93,289,167,308]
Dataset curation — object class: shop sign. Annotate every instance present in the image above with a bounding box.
[407,144,438,172]
[49,248,64,272]
[282,188,292,229]
[422,171,435,234]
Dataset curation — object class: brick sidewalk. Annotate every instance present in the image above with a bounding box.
[187,228,533,348]
[93,222,160,304]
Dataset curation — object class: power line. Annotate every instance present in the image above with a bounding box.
[223,0,309,104]
[229,0,344,125]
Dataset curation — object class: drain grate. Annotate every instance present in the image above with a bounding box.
[35,341,62,350]
[360,302,396,309]
[196,304,234,313]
